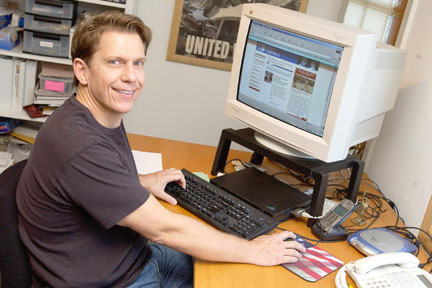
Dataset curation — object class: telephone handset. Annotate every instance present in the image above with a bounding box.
[311,199,356,240]
[352,251,418,273]
[335,252,432,288]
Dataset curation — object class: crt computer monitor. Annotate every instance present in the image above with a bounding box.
[225,4,406,163]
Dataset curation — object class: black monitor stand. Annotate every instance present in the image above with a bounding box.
[211,128,364,227]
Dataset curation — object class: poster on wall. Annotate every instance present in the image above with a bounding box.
[166,0,309,71]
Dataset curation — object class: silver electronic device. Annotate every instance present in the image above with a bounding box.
[348,227,417,256]
[311,199,356,240]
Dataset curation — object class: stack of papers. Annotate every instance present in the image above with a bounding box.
[131,150,209,181]
[0,151,13,173]
[10,125,38,144]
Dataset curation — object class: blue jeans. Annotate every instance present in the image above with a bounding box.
[127,243,193,288]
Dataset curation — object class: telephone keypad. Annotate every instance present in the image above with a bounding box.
[357,271,425,288]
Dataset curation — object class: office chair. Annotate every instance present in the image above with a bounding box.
[0,160,32,288]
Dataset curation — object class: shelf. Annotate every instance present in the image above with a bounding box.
[0,107,46,123]
[0,44,72,65]
[0,0,135,123]
[77,0,127,9]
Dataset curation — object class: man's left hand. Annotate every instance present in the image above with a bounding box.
[138,168,185,205]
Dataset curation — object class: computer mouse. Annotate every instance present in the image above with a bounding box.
[284,236,311,248]
[284,237,303,246]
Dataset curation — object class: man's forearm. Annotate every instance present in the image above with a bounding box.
[153,211,256,264]
[119,195,304,266]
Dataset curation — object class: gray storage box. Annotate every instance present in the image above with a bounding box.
[24,14,72,35]
[25,0,75,19]
[23,30,69,58]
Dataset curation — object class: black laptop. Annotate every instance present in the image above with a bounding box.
[210,167,311,220]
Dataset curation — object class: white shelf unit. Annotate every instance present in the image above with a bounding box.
[0,107,46,122]
[0,0,138,122]
[1,43,72,65]
[78,0,128,11]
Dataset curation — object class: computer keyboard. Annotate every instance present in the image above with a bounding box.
[165,169,280,240]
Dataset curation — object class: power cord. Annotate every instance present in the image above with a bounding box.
[384,226,432,269]
[290,207,322,219]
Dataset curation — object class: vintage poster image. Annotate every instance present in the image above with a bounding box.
[166,0,309,71]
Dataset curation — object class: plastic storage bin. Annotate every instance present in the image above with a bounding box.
[24,14,72,35]
[39,73,73,94]
[25,0,75,19]
[23,30,69,58]
[33,82,74,106]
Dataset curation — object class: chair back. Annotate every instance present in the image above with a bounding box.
[0,160,32,288]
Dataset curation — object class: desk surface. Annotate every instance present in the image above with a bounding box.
[127,133,430,288]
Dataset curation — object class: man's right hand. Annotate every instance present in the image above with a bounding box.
[119,191,305,268]
[248,230,306,266]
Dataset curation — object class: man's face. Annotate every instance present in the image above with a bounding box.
[85,30,146,122]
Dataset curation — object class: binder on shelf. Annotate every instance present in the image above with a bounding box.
[23,60,37,106]
[2,59,38,111]
[0,57,14,109]
[12,58,26,111]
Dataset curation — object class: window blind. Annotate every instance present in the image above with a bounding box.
[342,0,397,42]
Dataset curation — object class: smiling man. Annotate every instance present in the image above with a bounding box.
[74,28,145,128]
[16,11,305,288]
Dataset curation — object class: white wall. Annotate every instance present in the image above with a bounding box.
[123,0,344,146]
[306,0,345,21]
[123,1,242,146]
[366,0,432,229]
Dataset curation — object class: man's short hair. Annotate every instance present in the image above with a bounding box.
[71,10,152,66]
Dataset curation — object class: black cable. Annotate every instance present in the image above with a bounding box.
[333,190,385,233]
[326,183,351,190]
[362,178,385,196]
[360,178,407,225]
[334,175,406,226]
[387,226,432,267]
[275,226,346,246]
[336,187,408,233]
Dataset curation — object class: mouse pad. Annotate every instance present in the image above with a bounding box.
[281,236,344,282]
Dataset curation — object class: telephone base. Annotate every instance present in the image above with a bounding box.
[312,224,349,241]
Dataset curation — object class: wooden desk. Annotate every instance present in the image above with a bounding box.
[128,133,430,288]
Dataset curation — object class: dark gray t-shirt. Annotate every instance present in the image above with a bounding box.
[16,96,151,287]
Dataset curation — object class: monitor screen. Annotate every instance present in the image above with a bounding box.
[225,4,406,162]
[238,20,344,138]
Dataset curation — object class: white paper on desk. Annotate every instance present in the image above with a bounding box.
[132,150,163,175]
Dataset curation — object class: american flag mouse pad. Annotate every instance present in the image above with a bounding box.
[281,236,344,282]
